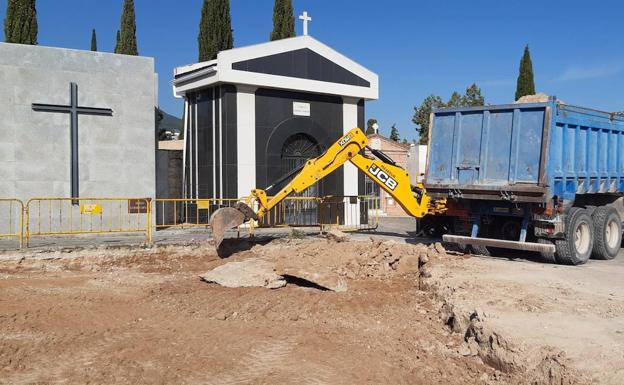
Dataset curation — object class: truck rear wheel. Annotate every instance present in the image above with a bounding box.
[591,206,621,260]
[554,208,593,265]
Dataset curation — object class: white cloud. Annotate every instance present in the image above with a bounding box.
[553,64,624,82]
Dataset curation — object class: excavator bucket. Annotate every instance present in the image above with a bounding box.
[210,208,246,248]
[209,202,257,248]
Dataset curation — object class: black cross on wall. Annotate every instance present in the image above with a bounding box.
[32,82,113,200]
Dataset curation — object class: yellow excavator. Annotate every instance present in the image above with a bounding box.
[210,127,446,247]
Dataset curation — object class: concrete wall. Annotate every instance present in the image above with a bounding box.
[366,135,411,217]
[408,145,428,184]
[156,149,183,226]
[0,43,156,202]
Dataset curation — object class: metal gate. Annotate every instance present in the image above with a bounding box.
[280,133,322,225]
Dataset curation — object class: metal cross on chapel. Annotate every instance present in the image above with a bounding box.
[299,11,312,36]
[32,82,113,200]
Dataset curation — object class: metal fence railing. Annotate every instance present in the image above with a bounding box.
[25,198,152,246]
[319,195,379,232]
[153,198,241,230]
[0,199,24,248]
[0,194,381,250]
[257,197,323,228]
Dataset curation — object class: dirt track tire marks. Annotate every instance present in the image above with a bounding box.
[204,339,294,385]
[200,338,337,385]
[0,325,155,385]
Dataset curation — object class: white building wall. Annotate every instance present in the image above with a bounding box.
[236,86,257,198]
[419,145,428,182]
[342,98,360,226]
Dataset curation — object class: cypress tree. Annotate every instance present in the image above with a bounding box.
[515,45,536,101]
[114,30,120,53]
[270,0,295,41]
[90,29,97,51]
[390,124,400,142]
[117,0,138,55]
[198,0,233,62]
[4,0,38,44]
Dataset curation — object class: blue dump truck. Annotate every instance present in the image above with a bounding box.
[425,97,624,265]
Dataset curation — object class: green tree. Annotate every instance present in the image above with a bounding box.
[446,91,462,108]
[462,83,485,106]
[114,30,120,53]
[116,0,138,55]
[390,124,400,142]
[4,0,38,44]
[366,118,378,135]
[270,0,295,41]
[413,95,444,144]
[198,0,234,62]
[515,45,535,101]
[90,29,97,51]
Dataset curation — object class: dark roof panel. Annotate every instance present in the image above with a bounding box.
[232,48,370,88]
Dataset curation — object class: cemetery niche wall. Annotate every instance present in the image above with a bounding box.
[0,43,157,242]
[0,43,157,202]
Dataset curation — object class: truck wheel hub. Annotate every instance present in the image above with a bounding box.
[574,222,590,254]
[606,219,619,249]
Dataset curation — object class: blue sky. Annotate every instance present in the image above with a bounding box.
[3,0,624,141]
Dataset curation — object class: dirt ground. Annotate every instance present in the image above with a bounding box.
[0,234,610,384]
[429,251,624,385]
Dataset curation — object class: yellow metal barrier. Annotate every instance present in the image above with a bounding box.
[153,198,240,230]
[320,195,380,232]
[154,197,322,231]
[0,199,24,248]
[257,196,323,228]
[25,198,152,246]
[9,194,379,249]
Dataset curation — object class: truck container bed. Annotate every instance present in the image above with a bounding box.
[425,99,624,203]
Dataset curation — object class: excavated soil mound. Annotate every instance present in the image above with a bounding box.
[200,236,434,292]
[0,237,584,384]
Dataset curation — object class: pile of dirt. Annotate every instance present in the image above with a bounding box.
[200,236,442,291]
[514,93,550,103]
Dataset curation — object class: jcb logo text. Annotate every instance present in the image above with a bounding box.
[369,165,398,191]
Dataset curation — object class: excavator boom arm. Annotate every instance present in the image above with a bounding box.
[349,153,430,218]
[210,127,440,248]
[253,127,429,219]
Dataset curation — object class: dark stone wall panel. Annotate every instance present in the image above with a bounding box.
[186,84,238,199]
[255,88,344,198]
[233,48,370,88]
[222,85,238,199]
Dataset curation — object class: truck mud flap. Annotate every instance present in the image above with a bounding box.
[443,235,556,254]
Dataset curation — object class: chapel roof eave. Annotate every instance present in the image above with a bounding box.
[172,36,378,101]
